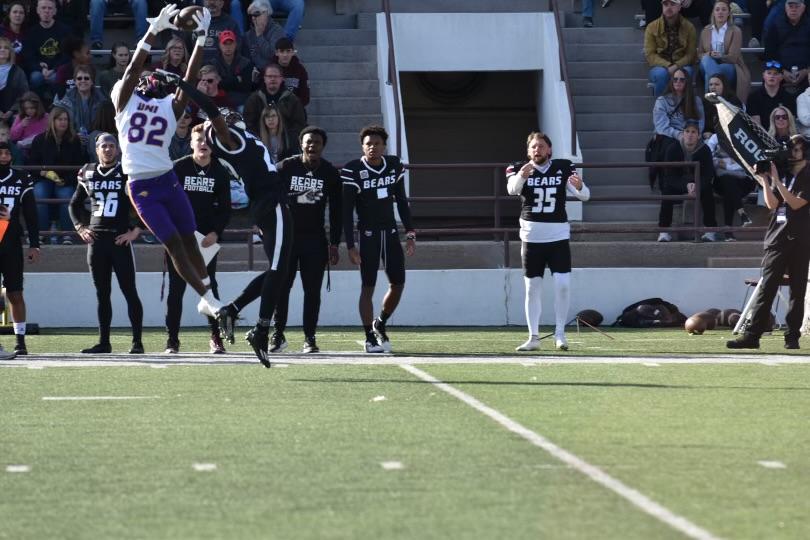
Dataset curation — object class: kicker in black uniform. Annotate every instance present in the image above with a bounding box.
[341,125,415,353]
[69,133,145,354]
[0,141,40,357]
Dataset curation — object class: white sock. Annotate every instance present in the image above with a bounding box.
[13,322,26,336]
[201,276,211,288]
[553,272,570,337]
[203,290,221,310]
[524,276,543,338]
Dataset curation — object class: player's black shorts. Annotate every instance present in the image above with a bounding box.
[521,239,571,278]
[0,246,24,292]
[359,228,405,287]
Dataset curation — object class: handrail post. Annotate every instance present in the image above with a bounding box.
[247,231,254,271]
[692,161,701,242]
[493,167,501,239]
[503,231,510,268]
[382,0,402,156]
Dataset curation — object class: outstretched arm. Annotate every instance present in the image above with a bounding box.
[173,8,211,118]
[114,4,180,113]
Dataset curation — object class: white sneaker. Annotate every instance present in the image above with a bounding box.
[657,232,672,242]
[555,335,569,351]
[197,297,222,318]
[748,37,760,48]
[252,233,262,244]
[516,337,541,351]
[701,232,720,242]
[0,344,16,360]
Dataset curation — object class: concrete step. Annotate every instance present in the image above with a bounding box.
[357,12,377,29]
[579,130,651,148]
[568,61,649,79]
[707,256,761,268]
[581,167,649,185]
[574,95,654,113]
[300,45,376,63]
[320,131,361,155]
[295,29,376,46]
[307,96,381,115]
[584,202,661,221]
[566,43,644,62]
[577,112,651,131]
[306,62,378,80]
[299,14,358,29]
[308,114,383,132]
[353,0,549,12]
[582,148,645,162]
[562,26,643,43]
[571,78,649,96]
[309,79,379,98]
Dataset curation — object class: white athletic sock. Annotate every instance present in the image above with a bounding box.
[524,276,543,338]
[201,276,211,288]
[203,290,221,311]
[553,272,570,337]
[13,322,26,336]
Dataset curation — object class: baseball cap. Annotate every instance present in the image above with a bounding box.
[786,0,804,4]
[95,132,118,147]
[219,30,236,44]
[662,0,682,4]
[764,60,783,71]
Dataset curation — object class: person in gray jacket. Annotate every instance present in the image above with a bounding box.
[242,0,285,72]
[52,64,108,147]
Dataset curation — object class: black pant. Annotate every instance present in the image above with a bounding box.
[273,234,328,337]
[658,177,717,227]
[232,204,294,321]
[88,232,143,344]
[747,242,810,339]
[749,0,769,40]
[165,251,219,341]
[714,175,755,226]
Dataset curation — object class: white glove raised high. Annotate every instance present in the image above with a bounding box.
[193,7,212,35]
[146,3,179,35]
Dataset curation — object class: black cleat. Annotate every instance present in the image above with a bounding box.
[269,331,288,353]
[129,341,145,354]
[246,325,271,368]
[302,335,319,353]
[14,343,27,356]
[785,338,800,350]
[82,343,112,354]
[216,304,239,344]
[372,318,392,352]
[209,334,227,354]
[726,334,760,349]
[164,339,180,354]
[364,333,385,353]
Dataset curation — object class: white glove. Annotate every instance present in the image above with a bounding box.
[193,7,212,35]
[296,188,323,205]
[146,3,179,35]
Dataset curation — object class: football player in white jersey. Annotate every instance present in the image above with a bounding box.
[111,4,222,318]
[506,132,590,352]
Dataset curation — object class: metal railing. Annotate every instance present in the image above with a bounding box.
[381,0,402,155]
[550,0,578,154]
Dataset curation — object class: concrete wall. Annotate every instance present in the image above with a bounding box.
[23,268,759,328]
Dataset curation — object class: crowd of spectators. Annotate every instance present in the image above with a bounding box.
[645,0,810,240]
[0,0,309,243]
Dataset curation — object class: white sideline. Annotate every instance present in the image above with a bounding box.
[42,396,160,401]
[400,364,721,540]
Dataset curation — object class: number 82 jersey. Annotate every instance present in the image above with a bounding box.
[114,92,176,178]
[506,159,574,223]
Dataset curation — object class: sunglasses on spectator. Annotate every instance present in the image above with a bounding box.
[774,114,789,120]
[75,76,91,81]
[249,11,264,17]
[672,76,687,81]
[765,60,782,70]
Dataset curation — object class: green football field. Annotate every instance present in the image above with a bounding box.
[1,327,809,539]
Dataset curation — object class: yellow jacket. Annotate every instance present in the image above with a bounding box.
[644,15,697,69]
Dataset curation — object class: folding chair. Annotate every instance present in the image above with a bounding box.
[733,275,790,334]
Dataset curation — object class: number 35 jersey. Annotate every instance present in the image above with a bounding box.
[506,159,576,224]
[115,92,176,179]
[71,162,134,234]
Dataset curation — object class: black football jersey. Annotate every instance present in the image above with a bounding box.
[204,124,287,217]
[173,155,232,237]
[277,155,342,243]
[340,156,413,246]
[0,167,38,249]
[71,162,132,233]
[506,159,574,223]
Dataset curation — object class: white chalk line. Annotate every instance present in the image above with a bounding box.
[399,364,721,540]
[380,461,403,470]
[192,463,217,472]
[42,396,160,401]
[6,465,30,473]
[757,460,786,469]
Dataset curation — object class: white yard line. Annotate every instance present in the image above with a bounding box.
[42,396,160,401]
[380,461,403,470]
[192,463,217,472]
[5,465,30,473]
[400,364,721,540]
[757,460,786,469]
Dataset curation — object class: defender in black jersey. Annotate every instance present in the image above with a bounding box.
[159,71,293,366]
[69,133,145,354]
[506,132,590,352]
[0,142,40,356]
[341,126,415,353]
[166,126,232,355]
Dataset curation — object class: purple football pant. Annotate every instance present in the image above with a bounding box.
[127,171,196,243]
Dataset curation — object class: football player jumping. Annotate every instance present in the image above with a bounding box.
[110,4,222,319]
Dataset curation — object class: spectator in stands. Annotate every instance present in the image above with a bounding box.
[763,0,810,94]
[54,0,86,38]
[244,63,305,139]
[195,64,234,115]
[155,37,188,77]
[0,2,28,63]
[270,0,305,40]
[658,120,717,241]
[653,67,705,150]
[89,0,149,50]
[767,105,798,142]
[97,42,131,96]
[795,71,810,136]
[645,0,698,97]
[10,91,48,157]
[85,100,117,162]
[170,109,193,160]
[272,37,309,106]
[711,136,755,240]
[698,0,751,101]
[0,121,24,165]
[703,73,742,139]
[55,35,91,95]
[644,0,712,29]
[53,65,108,147]
[258,104,294,162]
[23,0,71,98]
[0,37,29,124]
[201,0,240,54]
[243,0,285,72]
[747,61,797,129]
[212,30,255,106]
[28,105,85,244]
